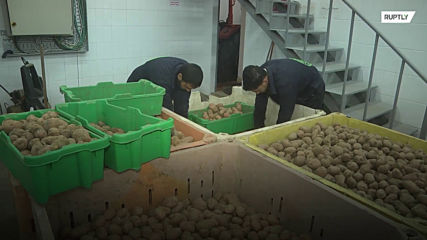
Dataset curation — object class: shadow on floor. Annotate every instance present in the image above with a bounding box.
[0,162,19,240]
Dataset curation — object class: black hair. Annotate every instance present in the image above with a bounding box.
[179,63,203,88]
[242,65,266,91]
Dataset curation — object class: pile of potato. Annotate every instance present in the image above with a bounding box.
[61,193,310,240]
[202,103,243,121]
[258,123,427,220]
[0,111,94,156]
[171,128,194,147]
[90,121,126,136]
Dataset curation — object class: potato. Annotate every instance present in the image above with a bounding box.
[357,181,368,192]
[352,172,363,182]
[181,136,194,144]
[417,194,427,205]
[359,163,372,175]
[400,192,416,206]
[331,145,344,156]
[347,161,359,172]
[327,166,340,176]
[394,201,410,215]
[307,158,321,170]
[176,131,185,139]
[104,208,116,220]
[299,126,312,133]
[293,156,306,167]
[411,204,427,219]
[287,132,297,141]
[202,112,209,119]
[369,182,378,190]
[12,137,28,151]
[266,147,278,156]
[377,164,390,174]
[391,168,403,179]
[385,185,400,195]
[402,180,421,195]
[270,142,283,152]
[335,174,346,187]
[171,136,181,146]
[314,166,328,178]
[30,142,47,156]
[376,189,387,199]
[192,197,207,211]
[364,173,375,184]
[42,118,67,131]
[1,119,24,134]
[30,126,47,139]
[72,128,91,143]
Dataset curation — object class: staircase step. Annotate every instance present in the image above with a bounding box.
[382,122,419,136]
[270,13,314,19]
[287,45,342,52]
[313,62,359,73]
[343,102,393,121]
[326,81,376,95]
[274,28,326,33]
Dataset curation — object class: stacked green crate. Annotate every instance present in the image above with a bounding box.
[60,79,165,115]
[56,100,173,172]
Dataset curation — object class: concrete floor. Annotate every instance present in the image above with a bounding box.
[0,162,19,240]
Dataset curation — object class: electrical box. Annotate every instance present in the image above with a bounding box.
[6,0,72,36]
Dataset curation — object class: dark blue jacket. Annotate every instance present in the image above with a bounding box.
[127,57,190,117]
[254,59,325,128]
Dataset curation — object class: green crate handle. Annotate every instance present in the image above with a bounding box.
[56,100,174,144]
[60,80,166,100]
[73,113,174,145]
[111,92,163,99]
[59,85,68,94]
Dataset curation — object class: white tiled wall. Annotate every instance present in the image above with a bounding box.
[243,0,427,129]
[0,0,217,113]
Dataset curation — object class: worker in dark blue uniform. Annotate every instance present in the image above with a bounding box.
[243,58,325,129]
[127,57,203,118]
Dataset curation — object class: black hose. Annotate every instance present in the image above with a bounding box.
[1,50,13,59]
[0,83,11,97]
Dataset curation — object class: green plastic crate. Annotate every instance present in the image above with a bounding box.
[56,100,174,172]
[0,110,109,204]
[188,102,255,134]
[59,80,165,115]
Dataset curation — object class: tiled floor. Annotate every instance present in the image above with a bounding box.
[0,162,19,240]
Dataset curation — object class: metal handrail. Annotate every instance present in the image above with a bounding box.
[340,9,355,112]
[321,0,333,80]
[302,0,311,61]
[238,0,298,58]
[342,0,427,84]
[285,0,291,36]
[240,0,426,137]
[340,0,427,137]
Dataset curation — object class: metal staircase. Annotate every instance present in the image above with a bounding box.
[238,0,427,139]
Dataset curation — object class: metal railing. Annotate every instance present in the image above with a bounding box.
[240,0,427,138]
[321,0,427,137]
[238,0,298,59]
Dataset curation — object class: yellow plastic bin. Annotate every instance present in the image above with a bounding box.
[242,112,427,234]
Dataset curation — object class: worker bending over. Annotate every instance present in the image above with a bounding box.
[127,57,203,118]
[243,58,325,129]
